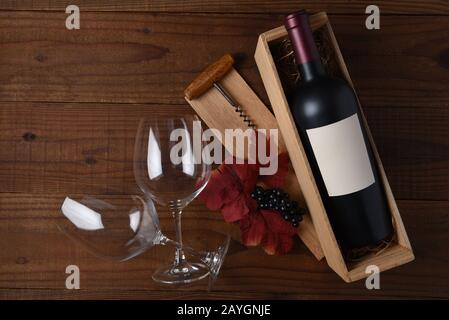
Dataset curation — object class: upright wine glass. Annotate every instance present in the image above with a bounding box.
[133,115,213,284]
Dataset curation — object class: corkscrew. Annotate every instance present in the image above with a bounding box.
[184,54,256,129]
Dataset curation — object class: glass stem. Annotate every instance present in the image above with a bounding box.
[170,202,187,265]
[158,234,214,265]
[162,237,208,261]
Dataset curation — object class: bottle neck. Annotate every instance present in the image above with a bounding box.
[284,11,325,82]
[298,60,325,82]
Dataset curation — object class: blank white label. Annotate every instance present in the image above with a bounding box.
[306,113,375,197]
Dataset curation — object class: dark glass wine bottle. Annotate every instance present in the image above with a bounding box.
[284,10,393,249]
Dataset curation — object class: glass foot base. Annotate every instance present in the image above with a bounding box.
[209,236,230,280]
[152,261,210,285]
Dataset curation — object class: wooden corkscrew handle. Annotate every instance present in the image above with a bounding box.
[184,54,234,100]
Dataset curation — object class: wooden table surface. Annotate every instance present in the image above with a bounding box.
[0,1,448,300]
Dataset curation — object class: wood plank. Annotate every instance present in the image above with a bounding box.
[0,289,303,300]
[364,106,449,201]
[0,194,447,299]
[0,12,448,109]
[1,102,447,200]
[0,102,188,195]
[1,0,449,15]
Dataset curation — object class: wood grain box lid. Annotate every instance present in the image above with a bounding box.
[254,12,414,282]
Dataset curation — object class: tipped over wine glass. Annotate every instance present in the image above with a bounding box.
[58,194,230,286]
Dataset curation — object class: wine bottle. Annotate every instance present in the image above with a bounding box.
[284,10,393,249]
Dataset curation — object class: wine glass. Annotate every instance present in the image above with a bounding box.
[58,193,229,286]
[133,115,214,284]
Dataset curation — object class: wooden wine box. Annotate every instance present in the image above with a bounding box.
[254,12,414,282]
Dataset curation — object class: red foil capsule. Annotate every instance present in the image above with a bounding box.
[284,10,320,65]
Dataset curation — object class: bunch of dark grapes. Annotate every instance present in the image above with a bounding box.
[250,186,306,227]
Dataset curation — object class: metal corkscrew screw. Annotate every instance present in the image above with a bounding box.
[184,54,257,129]
[213,82,256,129]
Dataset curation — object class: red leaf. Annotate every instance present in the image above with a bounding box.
[221,194,250,223]
[275,233,295,255]
[261,229,278,255]
[199,166,240,211]
[240,212,266,246]
[262,232,294,256]
[228,162,259,193]
[260,210,296,255]
[261,210,296,236]
[199,142,296,255]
